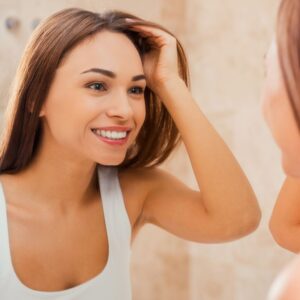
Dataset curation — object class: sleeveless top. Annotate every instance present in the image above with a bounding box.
[0,165,132,299]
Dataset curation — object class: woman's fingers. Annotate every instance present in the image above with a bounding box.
[126,21,176,48]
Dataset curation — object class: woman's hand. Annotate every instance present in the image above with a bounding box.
[127,21,182,93]
[125,20,261,244]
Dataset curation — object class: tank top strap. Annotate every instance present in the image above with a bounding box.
[97,165,131,250]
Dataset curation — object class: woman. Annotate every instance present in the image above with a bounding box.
[0,7,261,299]
[262,0,300,298]
[263,0,300,254]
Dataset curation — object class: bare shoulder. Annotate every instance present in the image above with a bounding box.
[117,166,174,201]
[117,166,173,238]
[118,166,177,188]
[117,167,158,214]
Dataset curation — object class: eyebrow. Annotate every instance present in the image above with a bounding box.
[80,68,146,81]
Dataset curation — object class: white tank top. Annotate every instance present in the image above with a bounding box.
[0,165,132,299]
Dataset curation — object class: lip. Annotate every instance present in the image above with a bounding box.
[91,126,132,132]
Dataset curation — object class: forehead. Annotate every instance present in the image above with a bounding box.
[57,30,143,75]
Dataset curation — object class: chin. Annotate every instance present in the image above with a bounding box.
[95,154,126,167]
[100,161,123,166]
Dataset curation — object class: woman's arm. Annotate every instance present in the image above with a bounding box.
[128,22,261,242]
[136,78,261,242]
[270,177,300,252]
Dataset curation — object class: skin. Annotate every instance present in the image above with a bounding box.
[262,40,300,177]
[262,39,300,298]
[0,25,261,292]
[262,39,300,253]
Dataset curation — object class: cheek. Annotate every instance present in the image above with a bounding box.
[135,99,146,128]
[128,100,146,144]
[261,64,291,138]
[261,82,279,133]
[42,92,89,145]
[262,88,300,173]
[44,98,72,128]
[42,106,78,144]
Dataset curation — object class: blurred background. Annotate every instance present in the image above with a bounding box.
[0,0,293,299]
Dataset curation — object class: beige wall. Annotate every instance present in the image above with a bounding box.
[0,0,294,299]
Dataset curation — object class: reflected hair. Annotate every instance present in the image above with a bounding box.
[277,0,300,129]
[0,7,190,174]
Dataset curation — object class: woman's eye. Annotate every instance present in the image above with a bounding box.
[88,82,106,91]
[130,86,145,94]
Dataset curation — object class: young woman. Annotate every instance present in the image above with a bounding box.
[0,7,261,299]
[263,0,300,254]
[262,0,300,298]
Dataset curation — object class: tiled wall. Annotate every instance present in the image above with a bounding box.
[0,0,294,299]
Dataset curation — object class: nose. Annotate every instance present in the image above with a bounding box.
[106,89,134,120]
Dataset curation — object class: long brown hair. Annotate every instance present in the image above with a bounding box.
[277,0,300,129]
[0,7,189,174]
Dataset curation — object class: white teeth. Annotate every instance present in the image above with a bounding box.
[93,129,128,140]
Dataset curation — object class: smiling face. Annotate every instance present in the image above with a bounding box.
[39,30,146,166]
[261,39,300,177]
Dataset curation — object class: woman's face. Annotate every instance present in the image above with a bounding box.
[261,39,300,177]
[40,30,146,166]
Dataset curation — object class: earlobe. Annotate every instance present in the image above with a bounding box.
[27,101,45,117]
[39,109,45,117]
[38,103,46,117]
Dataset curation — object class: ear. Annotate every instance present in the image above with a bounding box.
[39,107,45,117]
[27,101,46,117]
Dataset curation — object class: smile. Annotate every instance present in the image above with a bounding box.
[91,128,131,146]
[91,128,128,140]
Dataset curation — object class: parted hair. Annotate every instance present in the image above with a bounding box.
[277,0,300,129]
[0,7,189,174]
